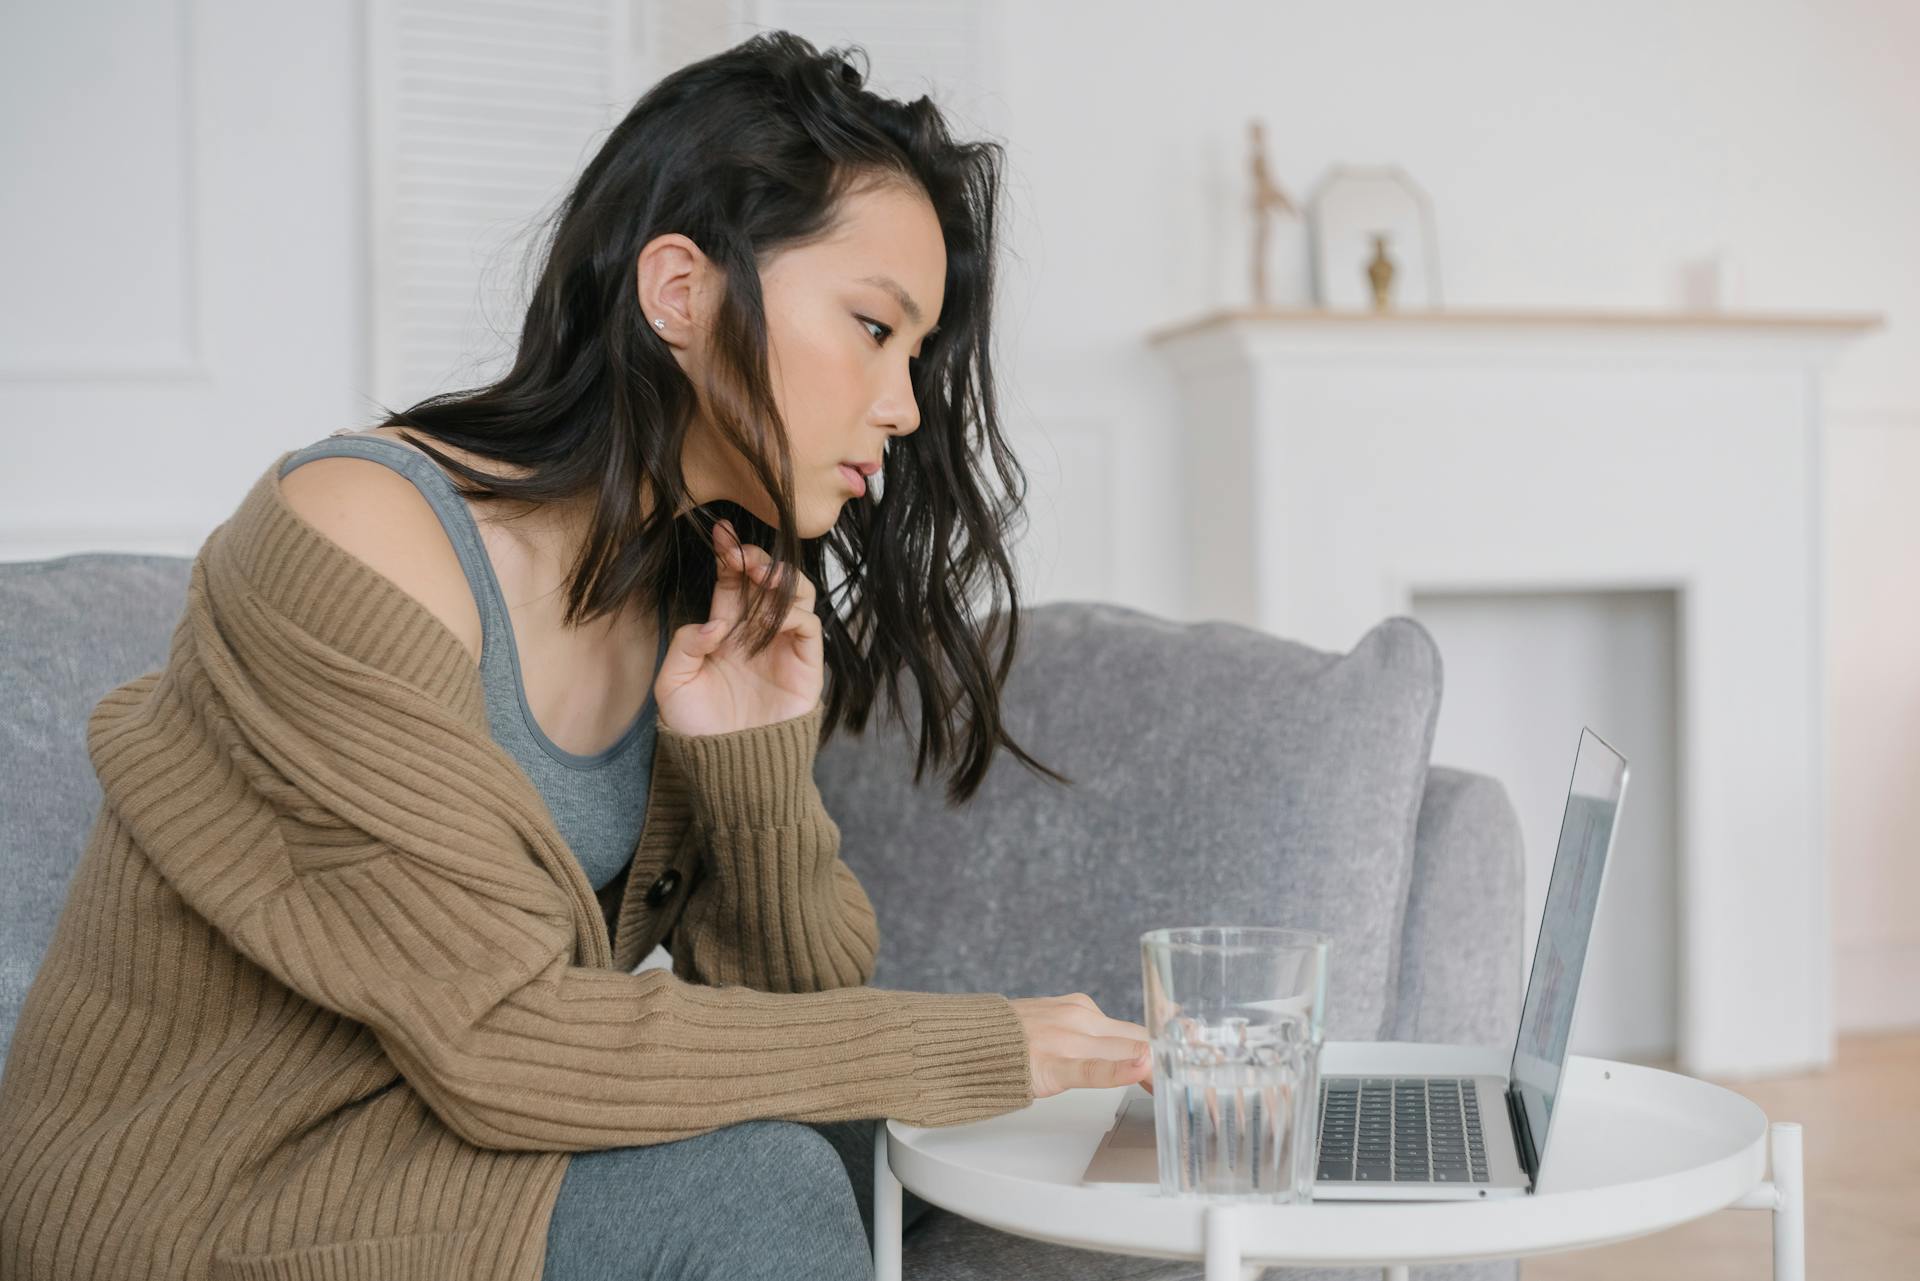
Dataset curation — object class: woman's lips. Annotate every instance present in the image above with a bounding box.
[838,464,866,496]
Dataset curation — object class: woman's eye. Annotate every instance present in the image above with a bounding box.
[858,316,891,345]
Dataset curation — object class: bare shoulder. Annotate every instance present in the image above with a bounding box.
[278,449,483,666]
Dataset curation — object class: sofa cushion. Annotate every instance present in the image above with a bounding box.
[0,553,195,1061]
[1393,766,1527,1047]
[816,602,1444,1042]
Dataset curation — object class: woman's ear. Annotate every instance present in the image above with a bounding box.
[638,233,730,393]
[635,232,715,344]
[637,235,691,336]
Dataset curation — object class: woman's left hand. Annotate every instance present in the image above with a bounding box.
[654,518,824,736]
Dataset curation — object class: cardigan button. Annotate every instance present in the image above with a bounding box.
[643,869,681,907]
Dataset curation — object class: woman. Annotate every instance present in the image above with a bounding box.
[0,29,1158,1281]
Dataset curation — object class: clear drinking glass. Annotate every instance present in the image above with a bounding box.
[1141,926,1330,1202]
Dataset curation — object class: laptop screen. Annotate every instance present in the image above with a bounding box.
[1507,727,1629,1176]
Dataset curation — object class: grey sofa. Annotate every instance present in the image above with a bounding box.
[1,552,1526,1281]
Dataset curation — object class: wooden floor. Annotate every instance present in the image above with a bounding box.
[1523,1029,1919,1281]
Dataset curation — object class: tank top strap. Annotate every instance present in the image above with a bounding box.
[279,431,506,643]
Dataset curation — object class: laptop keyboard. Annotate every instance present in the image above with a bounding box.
[1316,1077,1490,1183]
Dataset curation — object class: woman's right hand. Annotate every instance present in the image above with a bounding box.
[1011,993,1157,1099]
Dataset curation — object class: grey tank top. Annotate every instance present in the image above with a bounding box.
[278,431,670,892]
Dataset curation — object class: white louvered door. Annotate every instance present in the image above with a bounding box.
[366,0,634,409]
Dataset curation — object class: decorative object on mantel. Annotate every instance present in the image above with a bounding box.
[1677,246,1750,311]
[1306,164,1443,312]
[1246,118,1303,307]
[1366,233,1396,310]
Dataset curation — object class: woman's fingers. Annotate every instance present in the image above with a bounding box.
[700,529,822,661]
[715,519,765,577]
[1073,1005,1152,1086]
[1077,1037,1153,1088]
[1050,995,1150,1043]
[714,519,746,565]
[1083,1014,1152,1045]
[1082,1007,1150,1040]
[709,520,783,627]
[1088,1033,1151,1062]
[1052,999,1152,1064]
[712,519,816,611]
[742,561,818,612]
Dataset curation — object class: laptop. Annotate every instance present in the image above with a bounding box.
[1082,726,1630,1200]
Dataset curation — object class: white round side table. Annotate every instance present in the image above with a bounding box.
[874,1041,1803,1281]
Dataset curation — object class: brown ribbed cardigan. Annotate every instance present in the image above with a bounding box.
[0,454,1034,1281]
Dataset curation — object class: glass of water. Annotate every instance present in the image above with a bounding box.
[1141,926,1330,1202]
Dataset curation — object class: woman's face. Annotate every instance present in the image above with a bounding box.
[641,180,946,538]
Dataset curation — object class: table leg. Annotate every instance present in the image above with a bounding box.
[1770,1122,1803,1281]
[874,1122,902,1281]
[1201,1205,1268,1281]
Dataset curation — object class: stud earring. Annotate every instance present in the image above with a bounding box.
[653,318,666,329]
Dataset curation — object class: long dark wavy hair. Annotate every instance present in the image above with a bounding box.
[365,30,1070,805]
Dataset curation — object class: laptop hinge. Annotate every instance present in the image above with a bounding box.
[1505,1084,1540,1189]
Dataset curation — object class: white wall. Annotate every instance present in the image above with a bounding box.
[4,0,1913,1036]
[0,0,369,553]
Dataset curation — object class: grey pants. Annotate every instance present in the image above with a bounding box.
[541,1118,938,1280]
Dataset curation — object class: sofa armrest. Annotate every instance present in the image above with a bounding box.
[1388,765,1526,1049]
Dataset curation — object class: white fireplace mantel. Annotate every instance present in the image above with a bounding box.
[1147,305,1882,1079]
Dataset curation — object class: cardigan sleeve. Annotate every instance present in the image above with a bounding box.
[654,702,881,993]
[225,879,1030,1152]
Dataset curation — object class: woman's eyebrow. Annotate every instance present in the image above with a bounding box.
[858,273,939,335]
